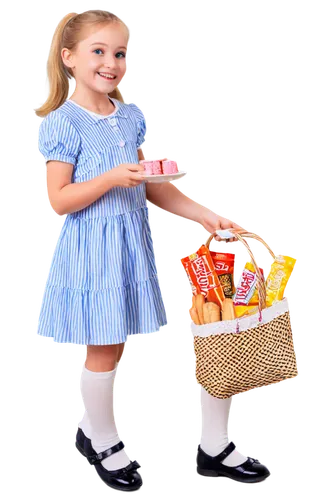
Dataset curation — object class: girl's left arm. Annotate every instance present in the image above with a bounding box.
[138,149,202,225]
[138,149,245,242]
[146,182,206,225]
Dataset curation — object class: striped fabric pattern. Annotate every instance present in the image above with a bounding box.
[37,97,167,345]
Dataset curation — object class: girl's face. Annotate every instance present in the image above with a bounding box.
[64,23,128,93]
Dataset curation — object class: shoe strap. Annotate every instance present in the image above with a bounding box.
[213,441,236,463]
[87,441,125,465]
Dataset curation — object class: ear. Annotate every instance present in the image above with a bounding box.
[61,47,75,72]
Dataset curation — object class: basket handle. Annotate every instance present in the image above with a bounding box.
[205,229,277,313]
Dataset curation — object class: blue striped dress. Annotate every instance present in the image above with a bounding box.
[37,96,167,345]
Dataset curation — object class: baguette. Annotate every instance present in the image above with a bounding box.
[195,294,205,325]
[190,293,203,325]
[203,301,221,323]
[189,307,200,325]
[208,302,221,322]
[203,302,211,324]
[221,298,236,320]
[192,295,196,308]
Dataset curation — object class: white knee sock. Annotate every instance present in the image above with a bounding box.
[200,386,248,467]
[80,362,131,471]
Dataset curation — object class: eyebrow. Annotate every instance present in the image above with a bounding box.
[90,42,127,49]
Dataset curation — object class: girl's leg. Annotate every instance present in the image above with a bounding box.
[79,341,125,433]
[78,343,131,471]
[79,344,119,435]
[85,342,124,371]
[200,386,248,467]
[117,341,125,363]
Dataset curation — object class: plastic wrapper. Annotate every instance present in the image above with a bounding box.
[234,262,264,306]
[266,255,296,306]
[181,245,225,309]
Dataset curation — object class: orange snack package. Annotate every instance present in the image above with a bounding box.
[210,249,238,298]
[181,245,225,309]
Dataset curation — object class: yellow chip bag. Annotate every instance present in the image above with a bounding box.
[234,305,259,318]
[266,255,296,306]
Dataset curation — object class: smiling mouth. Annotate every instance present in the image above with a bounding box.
[97,72,116,80]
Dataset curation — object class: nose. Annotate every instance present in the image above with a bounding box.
[104,56,121,69]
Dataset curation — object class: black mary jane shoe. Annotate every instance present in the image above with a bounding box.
[197,441,270,483]
[75,427,143,491]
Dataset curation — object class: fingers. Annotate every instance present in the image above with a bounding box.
[127,164,145,173]
[130,172,146,185]
[132,171,146,179]
[225,226,244,241]
[213,231,238,246]
[131,174,144,184]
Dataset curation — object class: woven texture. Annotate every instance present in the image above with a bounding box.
[194,310,298,399]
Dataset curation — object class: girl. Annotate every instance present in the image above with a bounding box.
[35,10,270,491]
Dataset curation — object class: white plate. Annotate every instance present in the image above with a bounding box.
[141,170,187,183]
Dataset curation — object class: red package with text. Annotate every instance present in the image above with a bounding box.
[210,249,238,298]
[181,245,225,309]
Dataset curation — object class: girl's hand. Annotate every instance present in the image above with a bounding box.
[200,210,246,242]
[109,163,146,188]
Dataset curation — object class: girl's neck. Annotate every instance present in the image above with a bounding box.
[69,92,115,116]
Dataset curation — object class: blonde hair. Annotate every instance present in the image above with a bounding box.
[35,10,129,117]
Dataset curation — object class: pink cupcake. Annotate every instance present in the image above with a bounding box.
[162,160,178,174]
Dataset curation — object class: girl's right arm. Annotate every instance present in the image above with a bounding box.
[47,161,145,215]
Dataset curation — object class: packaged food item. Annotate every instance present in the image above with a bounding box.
[234,262,264,306]
[181,245,226,309]
[182,259,197,296]
[248,262,264,306]
[266,255,296,306]
[211,249,238,298]
[234,305,259,318]
[211,249,238,321]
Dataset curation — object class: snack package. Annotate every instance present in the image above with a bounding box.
[266,255,296,306]
[234,305,259,318]
[210,249,238,298]
[234,262,264,306]
[184,240,296,322]
[211,249,238,321]
[181,245,225,309]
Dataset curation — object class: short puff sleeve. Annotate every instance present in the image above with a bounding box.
[38,111,81,165]
[128,103,147,149]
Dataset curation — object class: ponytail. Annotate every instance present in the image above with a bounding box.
[35,13,76,117]
[35,10,128,117]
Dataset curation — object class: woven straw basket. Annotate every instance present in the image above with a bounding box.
[192,229,298,399]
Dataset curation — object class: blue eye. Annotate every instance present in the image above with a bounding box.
[116,52,126,58]
[93,49,103,55]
